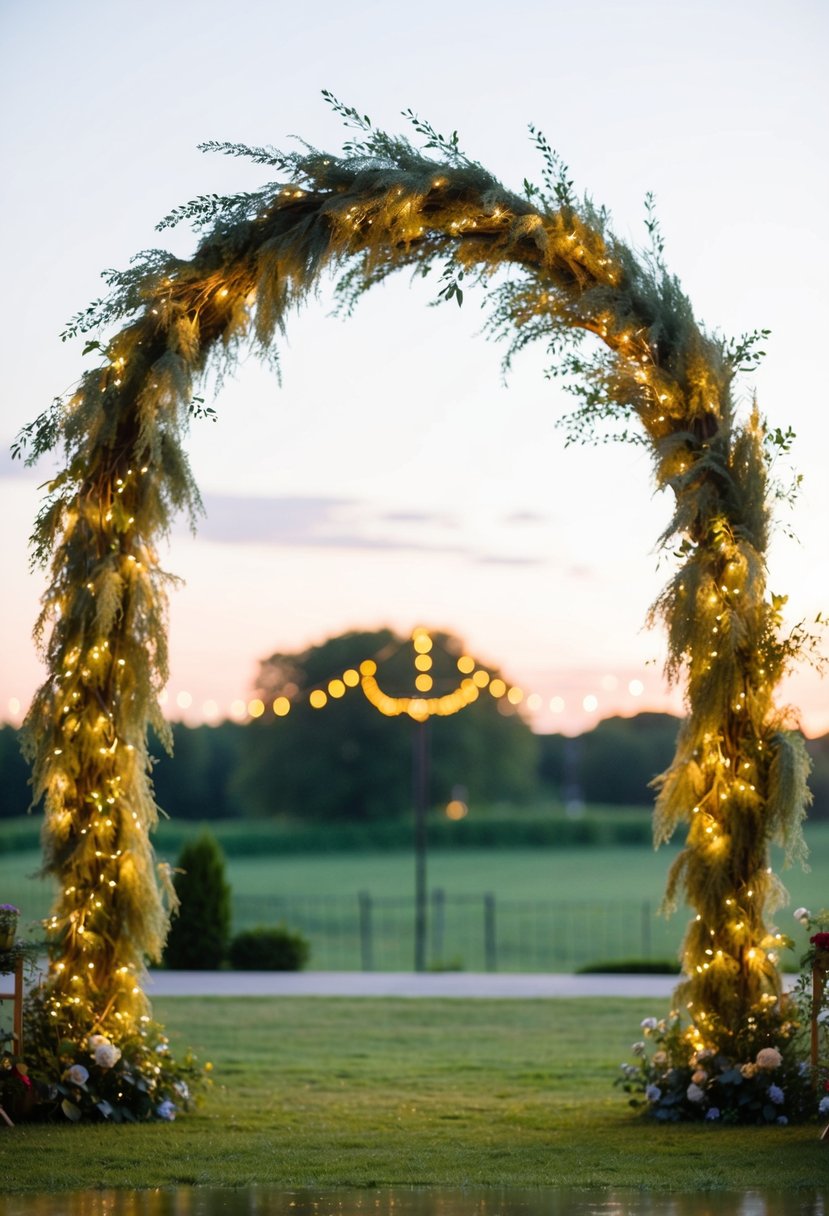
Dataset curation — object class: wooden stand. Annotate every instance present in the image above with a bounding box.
[813,958,828,1143]
[0,953,25,1127]
[0,954,24,1055]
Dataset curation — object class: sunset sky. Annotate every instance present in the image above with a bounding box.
[1,0,827,736]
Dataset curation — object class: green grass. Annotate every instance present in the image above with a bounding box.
[3,997,826,1193]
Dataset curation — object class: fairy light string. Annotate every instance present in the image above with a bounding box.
[16,100,813,1065]
[264,628,524,723]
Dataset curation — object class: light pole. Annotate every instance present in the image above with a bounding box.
[328,628,519,971]
[412,717,430,972]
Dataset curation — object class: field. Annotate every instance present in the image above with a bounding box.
[4,821,828,904]
[2,821,826,971]
[3,997,828,1194]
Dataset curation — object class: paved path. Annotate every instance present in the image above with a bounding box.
[145,970,678,998]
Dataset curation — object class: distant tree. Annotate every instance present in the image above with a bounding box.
[537,714,682,807]
[805,735,829,820]
[581,714,681,805]
[536,731,567,797]
[0,726,31,818]
[232,628,539,820]
[150,721,246,819]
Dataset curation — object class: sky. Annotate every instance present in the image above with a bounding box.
[1,0,828,736]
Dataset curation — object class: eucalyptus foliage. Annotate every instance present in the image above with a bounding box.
[16,95,817,1086]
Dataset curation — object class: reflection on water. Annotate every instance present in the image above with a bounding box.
[0,1190,826,1216]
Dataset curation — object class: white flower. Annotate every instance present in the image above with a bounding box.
[156,1100,176,1121]
[88,1034,107,1050]
[94,1041,122,1069]
[173,1080,190,1100]
[686,1082,705,1104]
[755,1047,782,1071]
[818,1096,829,1116]
[645,1084,662,1102]
[793,907,811,926]
[817,1010,829,1025]
[640,1017,658,1031]
[156,1042,169,1055]
[65,1064,89,1086]
[631,1041,646,1056]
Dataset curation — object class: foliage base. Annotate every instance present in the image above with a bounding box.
[5,987,207,1123]
[618,1003,821,1125]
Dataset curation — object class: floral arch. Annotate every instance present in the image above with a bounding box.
[15,98,812,1113]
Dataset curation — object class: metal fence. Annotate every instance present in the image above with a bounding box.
[232,889,684,972]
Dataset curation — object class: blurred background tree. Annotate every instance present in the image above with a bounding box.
[233,628,539,820]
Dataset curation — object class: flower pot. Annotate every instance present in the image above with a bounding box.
[0,925,16,951]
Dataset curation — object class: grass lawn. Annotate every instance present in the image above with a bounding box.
[3,997,827,1193]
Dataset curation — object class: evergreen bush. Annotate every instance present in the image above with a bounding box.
[164,833,232,969]
[228,925,310,971]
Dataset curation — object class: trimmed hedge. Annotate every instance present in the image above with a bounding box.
[229,925,310,970]
[576,958,682,974]
[0,809,656,858]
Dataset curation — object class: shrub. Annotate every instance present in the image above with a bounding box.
[164,833,232,969]
[576,958,681,974]
[228,925,310,971]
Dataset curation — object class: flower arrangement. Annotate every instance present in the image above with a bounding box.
[20,985,209,1122]
[0,1048,36,1121]
[617,1006,815,1124]
[0,904,20,951]
[620,908,829,1125]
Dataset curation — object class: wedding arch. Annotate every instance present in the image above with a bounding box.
[16,98,812,1110]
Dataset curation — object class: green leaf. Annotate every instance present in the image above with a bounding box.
[61,1098,82,1122]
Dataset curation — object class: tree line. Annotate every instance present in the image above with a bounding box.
[2,627,828,821]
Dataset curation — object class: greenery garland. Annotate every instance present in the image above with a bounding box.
[14,95,817,1116]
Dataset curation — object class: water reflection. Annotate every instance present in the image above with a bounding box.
[0,1190,825,1216]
